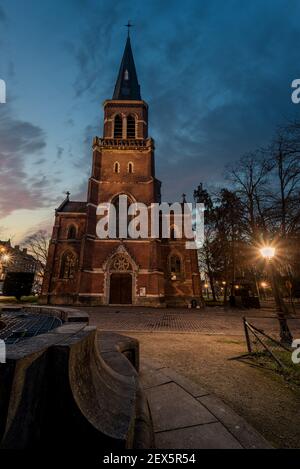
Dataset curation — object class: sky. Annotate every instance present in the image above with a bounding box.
[0,0,300,243]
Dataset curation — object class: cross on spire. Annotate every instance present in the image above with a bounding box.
[125,20,134,37]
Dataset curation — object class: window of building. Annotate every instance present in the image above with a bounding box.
[114,161,120,173]
[124,69,129,80]
[59,251,76,279]
[128,162,134,174]
[170,255,181,274]
[114,115,123,138]
[67,225,77,239]
[127,115,136,138]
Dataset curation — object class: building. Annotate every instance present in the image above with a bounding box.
[0,240,37,292]
[41,34,202,307]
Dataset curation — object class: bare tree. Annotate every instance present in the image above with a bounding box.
[226,151,272,241]
[269,125,300,237]
[22,230,50,291]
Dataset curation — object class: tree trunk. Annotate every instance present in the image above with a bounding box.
[207,270,216,301]
[268,261,293,345]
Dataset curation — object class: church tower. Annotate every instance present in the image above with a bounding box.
[87,35,161,218]
[41,32,202,307]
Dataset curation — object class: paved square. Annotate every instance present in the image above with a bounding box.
[82,306,300,339]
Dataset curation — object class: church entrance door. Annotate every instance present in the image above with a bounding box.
[109,273,132,304]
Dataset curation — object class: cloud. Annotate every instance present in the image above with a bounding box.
[19,217,53,244]
[72,179,88,201]
[135,0,300,200]
[64,0,132,99]
[34,158,46,165]
[2,0,299,221]
[56,145,64,160]
[0,105,53,217]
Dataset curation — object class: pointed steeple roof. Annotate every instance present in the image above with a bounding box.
[113,36,141,100]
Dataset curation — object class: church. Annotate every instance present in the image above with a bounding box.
[41,33,202,307]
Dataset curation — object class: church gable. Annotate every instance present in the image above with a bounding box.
[102,244,139,272]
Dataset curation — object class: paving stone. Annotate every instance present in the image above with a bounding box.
[141,358,166,371]
[146,382,217,432]
[155,422,243,449]
[198,395,272,449]
[161,368,209,398]
[140,369,172,389]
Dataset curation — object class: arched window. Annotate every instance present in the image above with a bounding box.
[128,162,134,174]
[67,225,76,239]
[127,115,136,138]
[114,161,120,173]
[112,194,132,238]
[59,251,76,279]
[170,255,181,274]
[114,115,123,139]
[170,227,176,240]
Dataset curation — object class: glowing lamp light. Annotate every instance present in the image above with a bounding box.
[260,246,276,260]
[204,284,209,288]
[261,281,268,288]
[1,254,10,263]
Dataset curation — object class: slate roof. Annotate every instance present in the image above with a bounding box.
[112,36,141,100]
[56,198,87,214]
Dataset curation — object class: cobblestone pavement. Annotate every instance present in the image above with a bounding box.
[82,306,300,338]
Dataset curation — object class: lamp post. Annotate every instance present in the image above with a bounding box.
[0,247,7,281]
[260,246,293,345]
[1,253,10,278]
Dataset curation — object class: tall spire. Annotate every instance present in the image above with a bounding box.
[112,35,141,100]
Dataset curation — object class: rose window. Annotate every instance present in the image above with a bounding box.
[112,255,130,271]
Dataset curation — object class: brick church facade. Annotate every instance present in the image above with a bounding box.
[41,34,202,307]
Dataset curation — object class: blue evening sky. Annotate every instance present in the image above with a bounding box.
[0,0,299,242]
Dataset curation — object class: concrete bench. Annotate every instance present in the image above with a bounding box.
[0,317,153,449]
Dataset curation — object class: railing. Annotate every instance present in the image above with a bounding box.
[229,317,293,371]
[93,137,154,149]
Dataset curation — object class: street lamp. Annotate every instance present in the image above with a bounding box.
[0,252,12,282]
[260,246,276,260]
[260,245,293,345]
[1,254,10,263]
